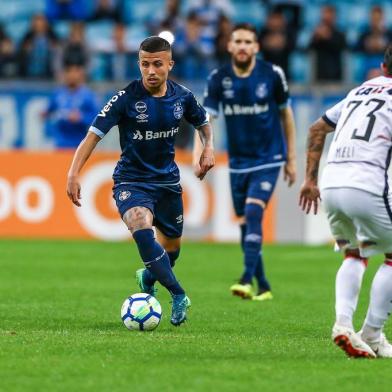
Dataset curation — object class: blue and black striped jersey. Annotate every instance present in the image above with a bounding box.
[204,59,290,173]
[90,79,208,184]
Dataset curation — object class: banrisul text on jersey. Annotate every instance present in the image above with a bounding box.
[89,79,208,185]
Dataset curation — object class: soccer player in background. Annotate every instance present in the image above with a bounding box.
[193,23,296,301]
[299,45,392,358]
[66,36,215,326]
[44,61,99,148]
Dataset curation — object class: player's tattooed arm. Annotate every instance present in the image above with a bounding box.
[193,121,215,180]
[305,118,334,182]
[66,132,101,207]
[299,117,334,214]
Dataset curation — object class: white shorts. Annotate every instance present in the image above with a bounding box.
[321,187,392,257]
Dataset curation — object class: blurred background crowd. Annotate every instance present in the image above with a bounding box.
[1,0,392,84]
[1,0,392,150]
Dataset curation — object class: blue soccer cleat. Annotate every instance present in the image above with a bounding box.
[135,268,157,297]
[170,294,191,326]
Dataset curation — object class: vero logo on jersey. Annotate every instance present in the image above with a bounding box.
[132,127,179,141]
[97,90,126,117]
[224,103,269,116]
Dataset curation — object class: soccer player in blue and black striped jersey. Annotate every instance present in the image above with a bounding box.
[66,36,215,326]
[193,23,296,301]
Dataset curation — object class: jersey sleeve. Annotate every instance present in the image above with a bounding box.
[272,65,290,108]
[89,90,126,138]
[323,99,346,128]
[183,92,209,128]
[203,69,220,117]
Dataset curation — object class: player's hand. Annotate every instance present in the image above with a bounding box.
[196,147,215,180]
[284,159,296,187]
[67,175,82,207]
[299,180,321,215]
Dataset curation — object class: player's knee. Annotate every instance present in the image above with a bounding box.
[167,249,180,268]
[124,207,152,233]
[344,248,368,266]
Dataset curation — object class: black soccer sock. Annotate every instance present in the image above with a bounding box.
[143,249,180,286]
[240,222,270,290]
[143,269,157,286]
[132,229,185,295]
[254,253,271,293]
[240,223,246,250]
[241,203,263,284]
[167,249,180,268]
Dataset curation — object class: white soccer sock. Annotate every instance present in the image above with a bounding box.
[362,262,392,341]
[335,257,367,329]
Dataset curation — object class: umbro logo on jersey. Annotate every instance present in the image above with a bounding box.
[223,90,234,99]
[176,214,183,224]
[136,113,149,122]
[97,90,126,117]
[135,102,149,122]
[132,127,179,141]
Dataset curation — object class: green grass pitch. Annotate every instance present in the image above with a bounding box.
[1,239,392,391]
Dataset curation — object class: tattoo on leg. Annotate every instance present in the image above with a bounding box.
[123,207,152,233]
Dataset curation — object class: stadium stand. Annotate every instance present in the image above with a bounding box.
[0,0,392,83]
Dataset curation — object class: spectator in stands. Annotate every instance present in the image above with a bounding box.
[172,11,214,79]
[61,22,89,68]
[215,14,232,66]
[90,22,136,81]
[44,62,99,149]
[187,0,233,58]
[18,14,58,79]
[89,0,122,23]
[0,24,17,78]
[259,11,295,79]
[46,0,88,21]
[356,5,392,80]
[309,5,346,82]
[263,0,304,37]
[147,0,183,36]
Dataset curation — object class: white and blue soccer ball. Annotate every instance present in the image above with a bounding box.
[121,293,162,331]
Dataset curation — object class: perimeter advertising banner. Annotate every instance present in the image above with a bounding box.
[0,151,276,242]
